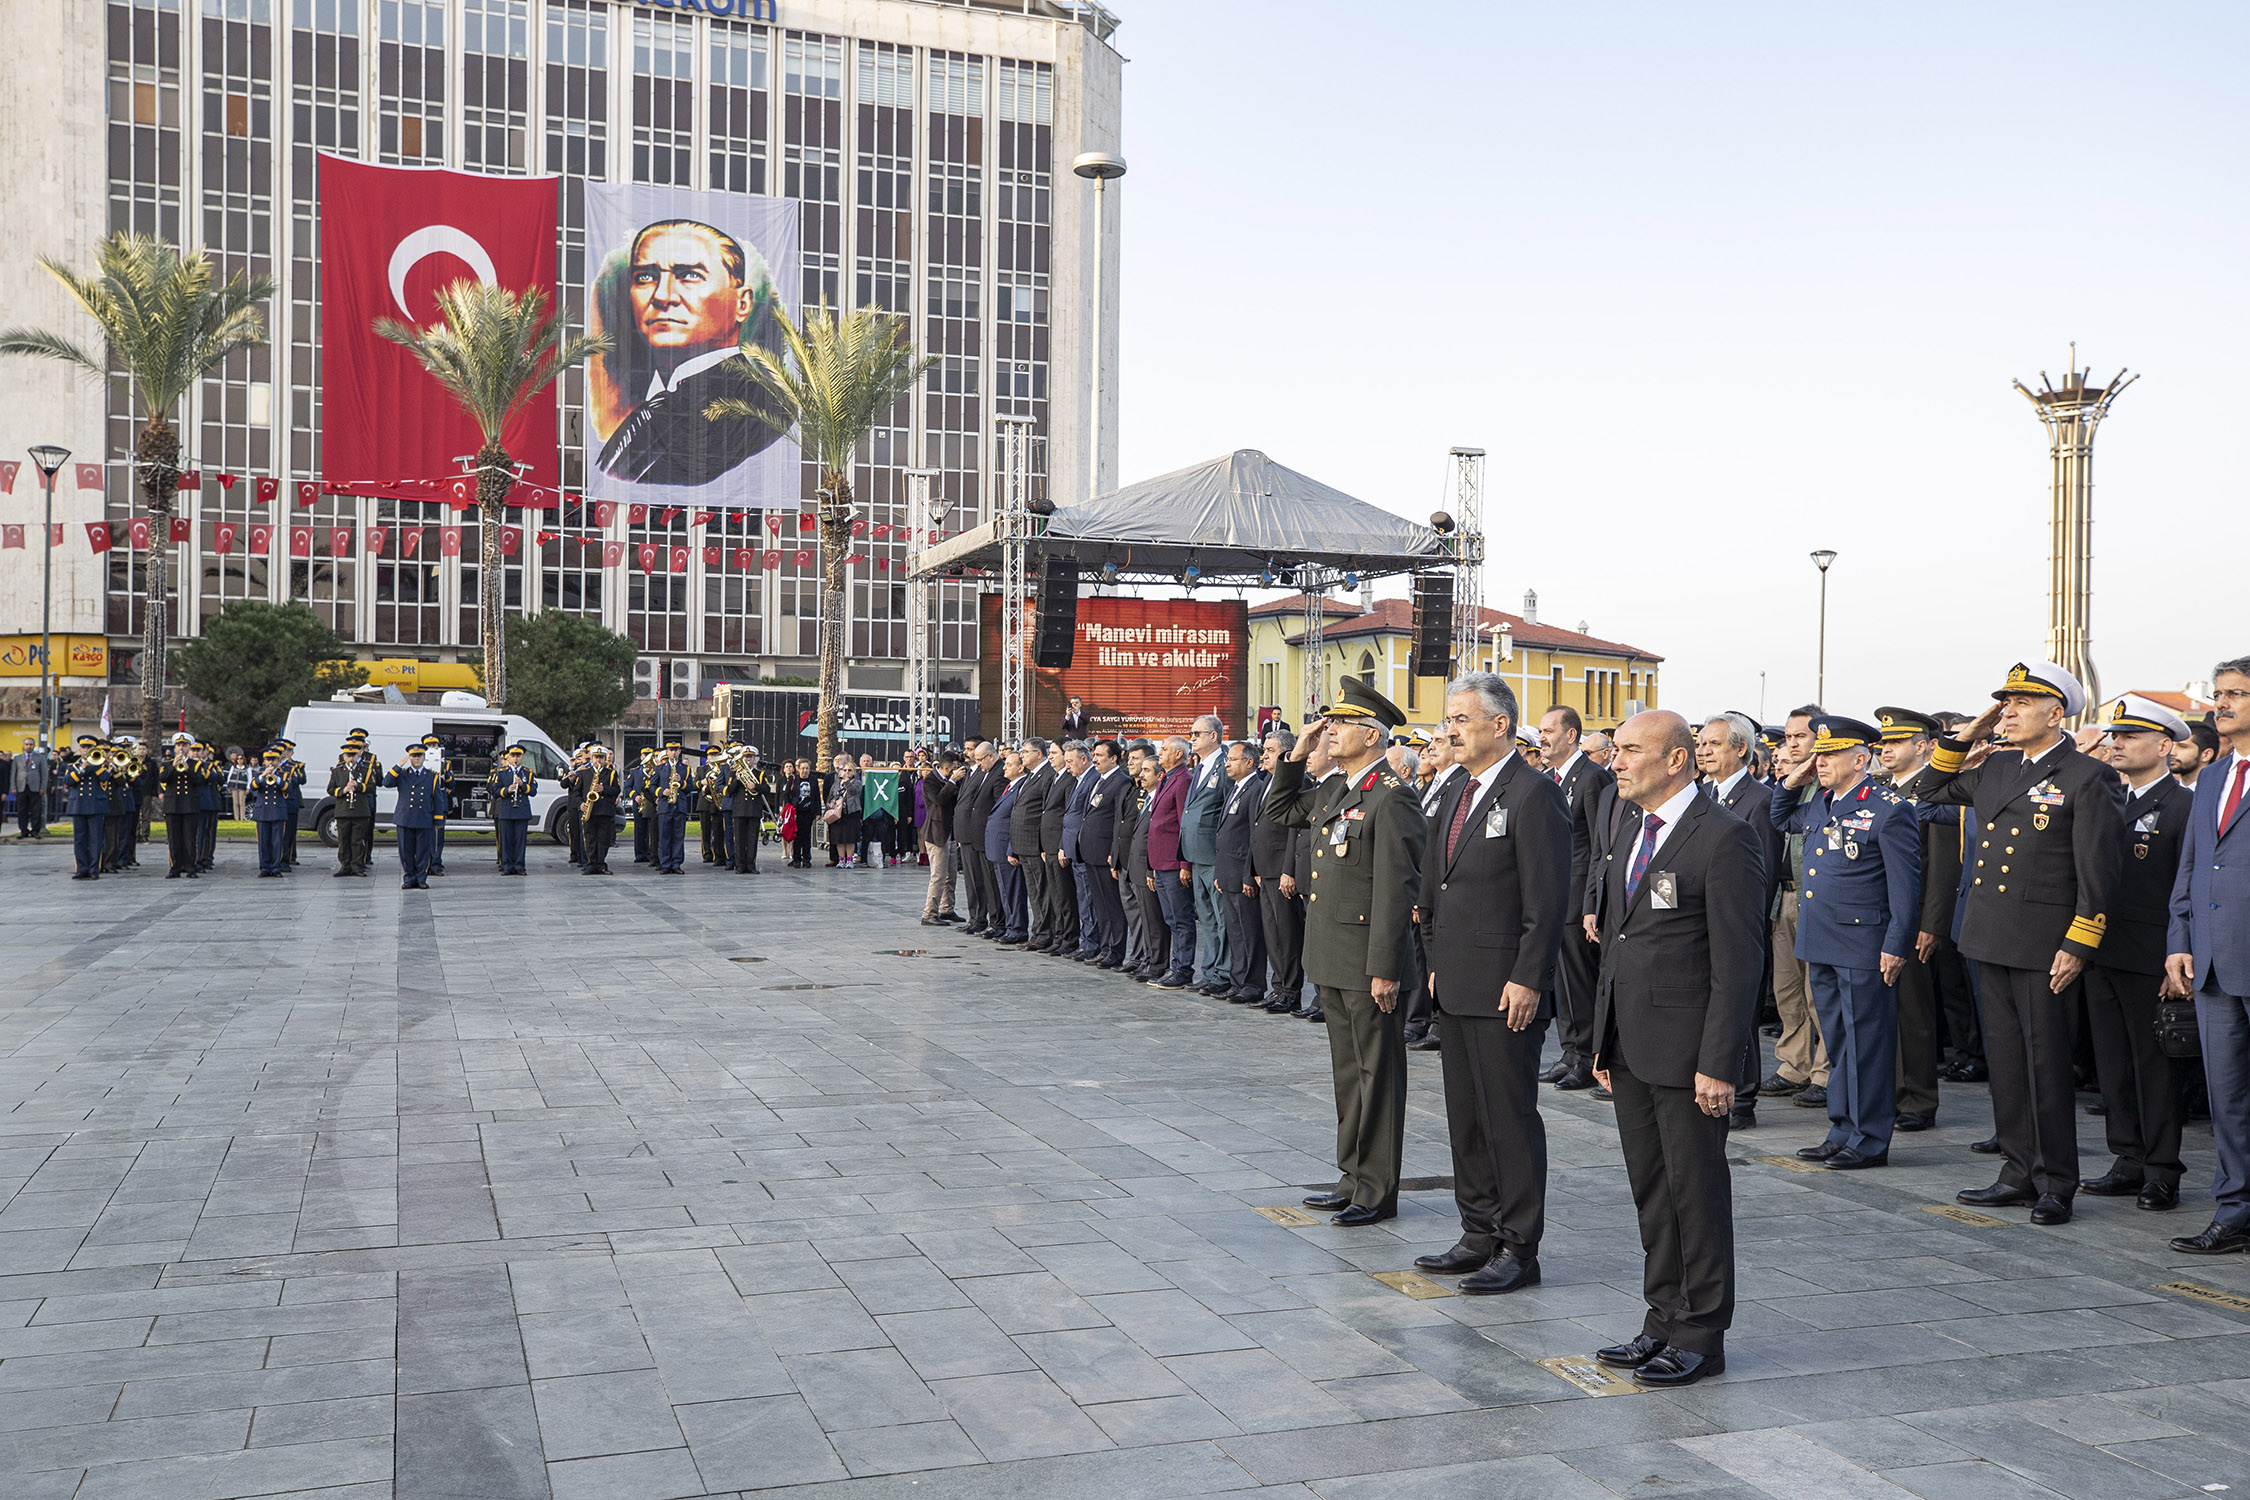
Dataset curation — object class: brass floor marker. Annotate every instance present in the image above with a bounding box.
[1922,1204,2009,1227]
[1536,1355,1641,1396]
[1253,1205,1322,1228]
[2155,1280,2250,1314]
[1751,1154,1826,1174]
[1370,1270,1455,1299]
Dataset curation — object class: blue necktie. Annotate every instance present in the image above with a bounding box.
[1626,811,1664,902]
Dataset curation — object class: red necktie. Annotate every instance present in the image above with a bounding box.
[2223,761,2249,834]
[1551,769,1563,785]
[1445,780,1477,863]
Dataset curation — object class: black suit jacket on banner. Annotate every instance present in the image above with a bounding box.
[1592,793,1766,1089]
[1419,753,1573,1017]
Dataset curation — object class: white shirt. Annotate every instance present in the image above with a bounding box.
[1420,762,1465,815]
[2020,735,2068,767]
[1448,752,1514,821]
[1711,766,1750,804]
[1196,748,1223,789]
[1547,749,1583,785]
[645,346,738,402]
[1628,780,1702,867]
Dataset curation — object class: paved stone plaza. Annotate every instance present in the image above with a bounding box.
[2,837,2248,1500]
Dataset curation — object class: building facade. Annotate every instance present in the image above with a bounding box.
[1247,593,1663,736]
[0,0,1122,743]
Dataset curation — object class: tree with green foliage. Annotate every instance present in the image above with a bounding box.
[501,610,636,747]
[174,600,355,750]
[0,233,276,739]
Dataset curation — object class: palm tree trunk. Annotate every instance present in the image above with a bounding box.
[477,444,512,711]
[814,476,853,773]
[136,417,180,741]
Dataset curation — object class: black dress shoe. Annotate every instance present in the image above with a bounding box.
[1553,1069,1594,1091]
[1794,1084,1829,1108]
[1953,1060,1990,1082]
[1634,1347,1724,1386]
[2137,1182,2179,1212]
[1594,1333,1665,1369]
[1097,957,1122,970]
[1412,1244,1490,1275]
[1727,1109,1757,1131]
[1300,1007,1326,1023]
[1759,1072,1805,1097]
[1151,971,1190,989]
[1958,1182,2036,1207]
[1970,1136,2004,1155]
[2080,1170,2144,1197]
[1197,982,1231,997]
[1894,1112,1936,1132]
[921,917,945,927]
[1796,1140,1844,1161]
[1229,990,1264,1005]
[2170,1221,2250,1254]
[1458,1251,1540,1295]
[1410,1030,1442,1053]
[1302,1192,1351,1211]
[1538,1061,1568,1084]
[1825,1148,1889,1170]
[2030,1194,2072,1226]
[1262,994,1298,1013]
[1331,1204,1395,1227]
[1589,1085,1613,1101]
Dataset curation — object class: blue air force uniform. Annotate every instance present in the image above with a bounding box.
[64,741,109,878]
[488,753,538,874]
[385,757,443,888]
[1769,717,1922,1162]
[249,752,296,875]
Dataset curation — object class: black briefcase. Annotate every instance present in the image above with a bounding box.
[2156,997,2203,1060]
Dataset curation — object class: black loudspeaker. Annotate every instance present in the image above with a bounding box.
[1035,554,1079,669]
[1408,572,1455,679]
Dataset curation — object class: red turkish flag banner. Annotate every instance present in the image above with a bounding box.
[762,549,781,569]
[693,511,714,528]
[661,507,682,527]
[793,548,812,567]
[296,481,318,507]
[216,473,237,489]
[628,504,647,525]
[603,541,624,568]
[669,545,691,574]
[86,522,112,553]
[636,544,658,573]
[254,476,279,504]
[498,525,521,556]
[400,526,423,558]
[128,518,152,551]
[319,157,559,491]
[366,527,390,556]
[702,546,721,567]
[765,513,780,533]
[448,477,473,507]
[592,501,615,527]
[75,463,103,491]
[249,524,273,555]
[214,522,237,555]
[2,525,23,549]
[535,530,557,547]
[169,517,192,543]
[51,524,66,547]
[330,527,353,557]
[289,527,313,557]
[177,470,201,491]
[733,548,753,569]
[0,461,17,494]
[439,527,461,557]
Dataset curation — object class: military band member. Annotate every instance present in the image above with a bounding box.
[576,744,623,874]
[194,740,221,871]
[158,734,208,879]
[729,746,769,874]
[250,747,295,877]
[64,736,110,879]
[101,740,138,872]
[384,743,443,889]
[276,738,306,867]
[1919,660,2125,1225]
[1261,677,1427,1226]
[329,734,380,877]
[418,734,448,875]
[562,743,589,868]
[697,744,728,865]
[651,741,691,873]
[627,747,656,863]
[1772,716,1922,1170]
[488,743,539,876]
[2080,695,2195,1210]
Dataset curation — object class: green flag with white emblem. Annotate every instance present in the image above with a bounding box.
[862,768,899,819]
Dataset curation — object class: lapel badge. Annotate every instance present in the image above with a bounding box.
[2033,811,2050,832]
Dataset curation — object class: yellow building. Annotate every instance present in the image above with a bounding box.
[1247,594,1662,734]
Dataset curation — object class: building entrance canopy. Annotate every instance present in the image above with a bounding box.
[909,449,1451,585]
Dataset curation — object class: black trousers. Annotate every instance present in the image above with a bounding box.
[1020,852,1051,944]
[1895,950,1941,1118]
[1401,925,1433,1033]
[1258,879,1305,999]
[962,848,991,929]
[1554,925,1601,1069]
[1318,982,1406,1213]
[1931,936,1981,1063]
[565,806,584,866]
[1439,1011,1550,1257]
[1044,855,1077,947]
[790,820,813,865]
[166,815,197,876]
[634,809,655,862]
[1608,1043,1734,1356]
[731,814,760,871]
[1223,884,1266,995]
[1132,868,1170,969]
[1088,861,1127,955]
[337,815,374,875]
[196,809,216,867]
[2083,963,2185,1189]
[584,813,617,872]
[1980,961,2083,1198]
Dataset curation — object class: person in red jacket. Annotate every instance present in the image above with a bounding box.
[1144,735,1198,988]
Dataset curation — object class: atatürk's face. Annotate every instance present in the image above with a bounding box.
[629,225,750,355]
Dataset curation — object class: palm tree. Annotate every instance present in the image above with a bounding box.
[712,304,935,770]
[377,281,605,713]
[0,233,275,740]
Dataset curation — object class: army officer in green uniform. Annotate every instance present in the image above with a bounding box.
[1262,677,1428,1225]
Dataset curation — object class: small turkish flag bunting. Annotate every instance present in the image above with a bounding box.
[296,481,319,507]
[693,511,714,528]
[128,518,152,550]
[702,546,721,567]
[450,477,473,504]
[2,525,23,549]
[593,501,615,527]
[637,543,658,573]
[254,476,279,504]
[330,526,353,557]
[289,527,312,557]
[628,504,648,525]
[400,526,423,558]
[86,522,113,553]
[762,549,782,570]
[76,464,103,491]
[792,548,812,567]
[602,541,624,568]
[216,472,237,489]
[669,545,691,573]
[213,522,237,555]
[732,548,753,569]
[169,516,191,542]
[439,527,462,557]
[176,470,200,490]
[51,523,66,547]
[498,525,521,556]
[249,524,272,554]
[0,461,17,494]
[366,527,389,556]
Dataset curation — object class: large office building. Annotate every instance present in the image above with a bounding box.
[0,0,1123,737]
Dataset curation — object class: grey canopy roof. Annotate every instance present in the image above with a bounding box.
[911,449,1452,583]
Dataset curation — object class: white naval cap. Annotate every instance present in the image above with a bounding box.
[1992,659,2087,718]
[2104,694,2192,741]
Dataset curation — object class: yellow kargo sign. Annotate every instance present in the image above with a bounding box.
[0,635,107,678]
[361,658,482,691]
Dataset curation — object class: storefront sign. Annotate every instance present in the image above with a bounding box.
[0,635,108,679]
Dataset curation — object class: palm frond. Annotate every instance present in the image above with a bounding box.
[379,281,609,450]
[0,327,106,378]
[707,303,937,484]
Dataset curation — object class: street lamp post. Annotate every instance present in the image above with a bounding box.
[28,446,70,757]
[1810,549,1837,705]
[1071,151,1126,504]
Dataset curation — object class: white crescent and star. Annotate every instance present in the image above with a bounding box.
[387,226,499,320]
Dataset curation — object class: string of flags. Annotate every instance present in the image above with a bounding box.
[1,466,960,573]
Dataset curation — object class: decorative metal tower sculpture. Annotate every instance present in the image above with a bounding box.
[2014,348,2135,719]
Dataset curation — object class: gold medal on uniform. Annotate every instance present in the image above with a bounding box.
[2134,842,2148,859]
[2033,811,2049,832]
[1844,840,1859,859]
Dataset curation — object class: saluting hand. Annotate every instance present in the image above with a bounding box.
[1960,703,2004,744]
[1291,720,1328,762]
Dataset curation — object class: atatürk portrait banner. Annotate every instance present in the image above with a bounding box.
[583,182,802,505]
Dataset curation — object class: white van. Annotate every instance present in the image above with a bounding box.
[280,702,575,845]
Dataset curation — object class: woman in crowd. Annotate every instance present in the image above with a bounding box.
[827,753,862,867]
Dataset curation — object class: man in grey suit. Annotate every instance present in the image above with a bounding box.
[14,741,50,839]
[2167,654,2250,1255]
[1178,714,1232,996]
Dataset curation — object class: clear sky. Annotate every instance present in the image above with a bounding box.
[1106,0,2247,722]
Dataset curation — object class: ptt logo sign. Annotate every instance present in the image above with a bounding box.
[0,636,107,677]
[622,0,774,20]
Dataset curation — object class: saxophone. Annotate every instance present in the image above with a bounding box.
[580,766,601,825]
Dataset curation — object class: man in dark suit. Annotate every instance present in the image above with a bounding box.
[2075,697,2194,1209]
[1079,739,1129,966]
[1039,742,1081,955]
[1123,749,1169,978]
[954,741,992,935]
[1252,731,1307,1013]
[1413,674,1572,1293]
[1589,711,1764,1387]
[1917,660,2125,1226]
[1214,740,1270,1004]
[1875,708,1955,1130]
[1061,697,1091,738]
[1059,743,1101,958]
[1179,716,1232,995]
[1542,705,1616,1090]
[2166,655,2250,1254]
[1011,740,1055,950]
[1698,712,1782,1129]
